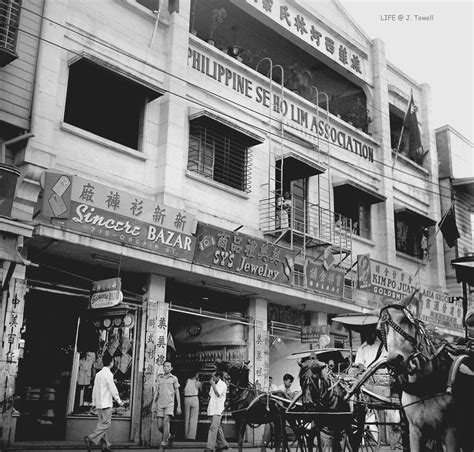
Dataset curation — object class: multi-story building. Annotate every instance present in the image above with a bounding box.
[436,125,474,325]
[1,0,464,447]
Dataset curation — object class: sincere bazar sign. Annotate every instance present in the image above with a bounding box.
[193,223,297,285]
[188,46,376,164]
[357,256,463,331]
[40,172,197,261]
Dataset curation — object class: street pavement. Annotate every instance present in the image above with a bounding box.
[5,441,401,451]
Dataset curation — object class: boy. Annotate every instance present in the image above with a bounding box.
[153,361,181,449]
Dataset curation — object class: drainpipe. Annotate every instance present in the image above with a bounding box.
[0,132,34,164]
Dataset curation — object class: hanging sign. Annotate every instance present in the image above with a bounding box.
[90,277,123,309]
[301,324,330,344]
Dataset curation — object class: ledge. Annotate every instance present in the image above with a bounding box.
[0,217,34,237]
[60,122,147,162]
[185,170,250,199]
[396,250,426,265]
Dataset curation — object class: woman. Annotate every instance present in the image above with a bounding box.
[183,370,201,440]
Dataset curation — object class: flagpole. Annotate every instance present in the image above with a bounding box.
[391,125,405,170]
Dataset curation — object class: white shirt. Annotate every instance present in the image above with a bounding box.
[92,366,121,409]
[207,379,227,416]
[354,339,387,368]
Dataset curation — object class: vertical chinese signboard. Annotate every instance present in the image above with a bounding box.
[254,321,269,389]
[1,279,27,442]
[142,299,168,445]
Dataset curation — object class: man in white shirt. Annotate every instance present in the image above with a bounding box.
[205,370,230,452]
[354,330,387,371]
[84,353,123,452]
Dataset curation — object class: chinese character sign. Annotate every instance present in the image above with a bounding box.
[247,0,367,80]
[193,223,297,286]
[419,289,463,332]
[306,261,345,296]
[40,172,197,261]
[357,254,371,289]
[254,323,268,388]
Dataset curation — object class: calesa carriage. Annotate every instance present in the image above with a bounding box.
[217,290,474,452]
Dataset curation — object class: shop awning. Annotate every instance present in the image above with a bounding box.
[394,206,436,227]
[452,178,474,209]
[451,255,474,286]
[189,109,265,146]
[333,179,386,205]
[277,151,326,181]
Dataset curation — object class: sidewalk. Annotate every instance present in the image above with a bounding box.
[5,441,400,451]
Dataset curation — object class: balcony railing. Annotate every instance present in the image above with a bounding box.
[259,196,353,253]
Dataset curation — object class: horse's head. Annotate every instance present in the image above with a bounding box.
[215,360,250,407]
[378,289,432,375]
[298,354,329,407]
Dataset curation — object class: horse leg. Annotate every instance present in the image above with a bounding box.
[408,426,423,452]
[443,426,458,452]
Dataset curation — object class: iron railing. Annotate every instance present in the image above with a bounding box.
[0,0,21,66]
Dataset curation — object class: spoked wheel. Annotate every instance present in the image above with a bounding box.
[358,409,381,451]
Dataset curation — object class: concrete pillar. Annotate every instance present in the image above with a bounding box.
[371,38,395,263]
[138,274,166,446]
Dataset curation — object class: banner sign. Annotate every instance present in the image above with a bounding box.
[301,324,330,344]
[90,278,123,309]
[41,172,197,261]
[357,254,371,289]
[241,0,368,80]
[306,261,345,296]
[193,223,297,286]
[357,257,463,332]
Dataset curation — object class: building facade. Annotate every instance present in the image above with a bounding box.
[0,0,464,446]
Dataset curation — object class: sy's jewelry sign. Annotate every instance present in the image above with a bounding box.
[40,172,197,260]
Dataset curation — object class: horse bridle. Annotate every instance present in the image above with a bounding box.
[378,304,437,373]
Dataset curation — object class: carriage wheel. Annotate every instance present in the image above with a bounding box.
[357,409,382,451]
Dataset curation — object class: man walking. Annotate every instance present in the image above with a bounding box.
[205,370,230,452]
[84,353,123,452]
[154,361,181,449]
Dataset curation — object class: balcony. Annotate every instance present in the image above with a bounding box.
[259,196,353,255]
[189,0,371,134]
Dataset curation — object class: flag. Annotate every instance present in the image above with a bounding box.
[439,205,460,247]
[167,332,176,351]
[403,93,423,157]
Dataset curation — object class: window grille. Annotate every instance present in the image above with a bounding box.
[188,118,253,193]
[0,0,21,67]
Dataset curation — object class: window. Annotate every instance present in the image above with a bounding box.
[333,181,385,240]
[394,209,433,259]
[334,190,371,239]
[64,59,161,150]
[0,0,21,67]
[188,116,256,192]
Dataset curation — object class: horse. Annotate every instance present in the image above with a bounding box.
[296,355,365,452]
[215,360,290,452]
[378,290,474,452]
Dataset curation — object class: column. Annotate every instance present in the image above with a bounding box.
[138,274,167,446]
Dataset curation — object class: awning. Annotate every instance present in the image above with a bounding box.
[69,57,163,101]
[277,151,326,181]
[452,178,474,207]
[451,256,474,286]
[189,110,265,146]
[333,179,386,205]
[394,207,436,227]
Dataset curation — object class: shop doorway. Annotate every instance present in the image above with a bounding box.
[14,291,86,441]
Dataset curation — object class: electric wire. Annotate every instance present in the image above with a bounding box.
[14,4,457,204]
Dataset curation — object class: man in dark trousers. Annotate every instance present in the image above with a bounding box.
[84,353,123,452]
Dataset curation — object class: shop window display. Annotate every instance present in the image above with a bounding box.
[71,311,135,417]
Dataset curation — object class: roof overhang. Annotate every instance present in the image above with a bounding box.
[451,255,474,286]
[452,177,474,199]
[278,151,326,181]
[189,109,265,146]
[333,179,386,205]
[394,207,436,227]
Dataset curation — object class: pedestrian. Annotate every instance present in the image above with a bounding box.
[184,370,201,440]
[153,361,181,449]
[205,370,230,452]
[84,353,124,452]
[277,373,296,399]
